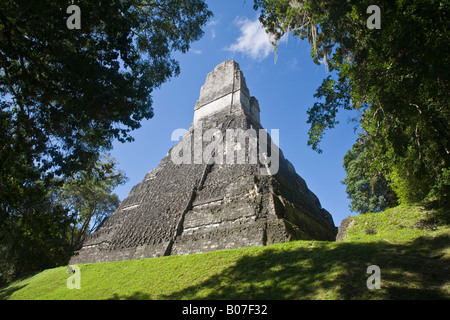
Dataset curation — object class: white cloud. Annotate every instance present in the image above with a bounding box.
[207,19,220,27]
[225,17,276,61]
[191,49,202,55]
[287,57,300,71]
[207,19,220,40]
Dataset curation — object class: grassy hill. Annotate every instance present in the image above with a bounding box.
[1,204,449,300]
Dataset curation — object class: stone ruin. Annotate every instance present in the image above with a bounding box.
[70,61,337,264]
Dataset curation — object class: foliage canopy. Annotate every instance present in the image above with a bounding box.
[0,0,212,277]
[254,0,449,209]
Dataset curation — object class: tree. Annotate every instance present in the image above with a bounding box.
[342,140,398,213]
[0,180,72,277]
[49,156,127,251]
[0,0,212,277]
[1,0,212,176]
[254,0,449,206]
[0,154,126,279]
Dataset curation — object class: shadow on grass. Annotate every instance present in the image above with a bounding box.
[108,292,154,300]
[108,234,449,300]
[0,269,44,300]
[0,284,28,300]
[416,204,450,230]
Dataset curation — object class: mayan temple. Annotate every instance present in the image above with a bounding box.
[70,61,337,264]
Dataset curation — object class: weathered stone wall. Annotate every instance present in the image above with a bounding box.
[335,217,355,242]
[194,61,259,124]
[70,61,337,264]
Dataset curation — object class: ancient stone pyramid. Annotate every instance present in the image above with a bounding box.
[71,61,337,264]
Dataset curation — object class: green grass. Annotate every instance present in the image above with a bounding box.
[1,204,449,300]
[344,204,449,243]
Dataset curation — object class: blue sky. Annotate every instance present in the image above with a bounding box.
[110,1,361,227]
